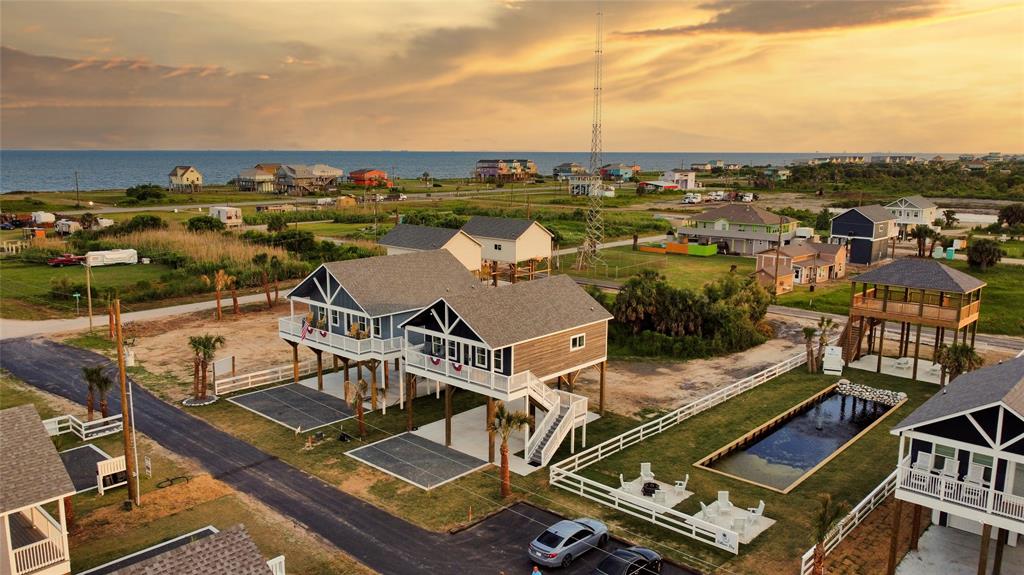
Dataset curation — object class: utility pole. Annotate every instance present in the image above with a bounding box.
[75,171,80,208]
[772,222,783,303]
[113,300,141,509]
[85,261,93,332]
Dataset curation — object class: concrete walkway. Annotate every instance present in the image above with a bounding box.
[897,525,1024,575]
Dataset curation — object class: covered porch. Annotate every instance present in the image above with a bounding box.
[848,355,943,384]
[3,504,69,575]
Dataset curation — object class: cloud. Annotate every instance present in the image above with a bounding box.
[625,0,944,36]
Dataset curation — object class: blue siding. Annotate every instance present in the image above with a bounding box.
[831,210,876,239]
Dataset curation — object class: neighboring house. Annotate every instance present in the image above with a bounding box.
[473,159,538,183]
[677,204,798,256]
[965,160,989,171]
[871,155,919,164]
[279,251,480,404]
[754,241,847,294]
[348,169,391,188]
[709,160,725,169]
[97,525,281,575]
[168,166,203,192]
[829,205,898,265]
[886,195,939,235]
[208,206,243,228]
[254,163,281,175]
[1,405,75,575]
[274,164,342,196]
[599,163,634,181]
[762,167,790,181]
[889,357,1024,572]
[690,162,712,171]
[637,181,679,193]
[725,163,742,171]
[460,216,553,283]
[401,274,612,466]
[553,162,586,180]
[236,168,275,193]
[661,169,697,189]
[378,224,482,271]
[335,195,357,208]
[255,204,296,213]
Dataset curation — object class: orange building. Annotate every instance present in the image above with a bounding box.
[348,169,392,188]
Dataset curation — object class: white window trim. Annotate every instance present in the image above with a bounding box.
[475,347,487,367]
[570,333,586,351]
[372,317,382,338]
[330,309,341,326]
[493,349,504,372]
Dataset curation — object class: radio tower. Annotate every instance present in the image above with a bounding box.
[574,12,608,271]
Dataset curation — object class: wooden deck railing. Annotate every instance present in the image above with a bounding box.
[42,413,122,440]
[404,346,530,398]
[896,456,1024,522]
[12,506,67,575]
[850,290,978,326]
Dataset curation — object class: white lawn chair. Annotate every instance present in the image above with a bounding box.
[640,462,655,482]
[965,464,989,487]
[912,452,932,472]
[927,364,942,377]
[894,357,912,371]
[732,516,747,538]
[700,501,716,521]
[653,490,667,505]
[619,473,629,490]
[717,491,733,513]
[674,474,690,495]
[940,458,958,480]
[747,500,765,517]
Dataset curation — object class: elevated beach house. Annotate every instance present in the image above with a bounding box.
[661,169,697,189]
[885,195,939,237]
[401,275,612,466]
[377,224,482,272]
[676,204,798,256]
[829,204,897,265]
[473,159,538,183]
[236,168,275,193]
[753,240,846,294]
[1,405,75,575]
[889,357,1024,574]
[553,162,586,180]
[274,164,343,196]
[168,165,203,192]
[460,216,553,284]
[348,169,391,188]
[279,250,479,410]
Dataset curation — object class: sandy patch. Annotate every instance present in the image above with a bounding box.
[575,317,816,417]
[338,465,387,498]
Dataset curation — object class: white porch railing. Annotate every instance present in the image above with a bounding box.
[896,456,1024,522]
[266,555,286,575]
[404,346,530,398]
[12,506,67,575]
[279,315,402,357]
[799,470,898,575]
[42,413,122,440]
[213,358,318,395]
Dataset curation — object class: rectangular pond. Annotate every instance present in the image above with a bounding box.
[696,386,899,492]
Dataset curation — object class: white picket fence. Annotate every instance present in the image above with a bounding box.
[43,413,122,440]
[213,359,319,395]
[799,469,898,575]
[549,336,841,554]
[266,555,286,575]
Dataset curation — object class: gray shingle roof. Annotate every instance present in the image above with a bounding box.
[461,216,550,241]
[437,275,612,348]
[321,251,480,316]
[853,258,986,293]
[888,195,938,210]
[893,357,1024,431]
[688,204,794,225]
[109,525,272,575]
[0,405,75,513]
[845,204,896,223]
[378,224,470,251]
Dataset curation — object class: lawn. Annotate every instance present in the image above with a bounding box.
[295,220,394,240]
[559,246,755,289]
[994,239,1024,258]
[1,186,283,211]
[0,259,175,320]
[777,259,1024,336]
[577,368,935,574]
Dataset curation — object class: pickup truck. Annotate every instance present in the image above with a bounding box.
[47,254,86,267]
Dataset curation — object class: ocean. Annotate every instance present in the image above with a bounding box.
[0,150,938,193]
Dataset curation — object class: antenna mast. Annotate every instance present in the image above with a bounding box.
[575,11,607,271]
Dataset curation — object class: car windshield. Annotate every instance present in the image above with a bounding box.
[593,553,631,575]
[536,530,563,548]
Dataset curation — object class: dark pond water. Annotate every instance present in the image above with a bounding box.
[709,392,890,490]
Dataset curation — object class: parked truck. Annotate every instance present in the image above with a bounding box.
[85,249,139,267]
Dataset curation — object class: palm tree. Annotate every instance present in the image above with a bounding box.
[201,269,234,320]
[187,334,226,401]
[811,493,850,575]
[227,274,241,315]
[816,317,836,366]
[270,256,283,303]
[908,226,936,257]
[928,232,945,257]
[935,343,984,391]
[251,253,273,309]
[79,212,99,231]
[803,326,818,373]
[93,370,115,418]
[488,402,532,498]
[81,366,103,421]
[350,378,369,437]
[967,239,1005,271]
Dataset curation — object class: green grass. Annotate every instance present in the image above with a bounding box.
[0,186,283,211]
[995,239,1024,258]
[294,220,393,240]
[777,259,1024,336]
[559,246,754,289]
[0,259,175,319]
[579,368,934,574]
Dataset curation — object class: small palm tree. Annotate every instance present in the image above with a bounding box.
[82,366,104,421]
[935,343,984,391]
[227,274,240,315]
[803,326,818,373]
[252,253,273,309]
[187,334,226,401]
[488,402,532,498]
[811,493,850,575]
[350,378,369,437]
[93,370,115,418]
[270,256,283,303]
[201,269,235,321]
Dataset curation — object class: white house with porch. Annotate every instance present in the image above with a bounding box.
[890,357,1024,575]
[886,196,939,237]
[401,275,611,468]
[1,405,75,575]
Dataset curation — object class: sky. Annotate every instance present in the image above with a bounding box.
[1,0,1022,152]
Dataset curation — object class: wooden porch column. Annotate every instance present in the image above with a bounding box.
[333,355,338,371]
[289,341,299,383]
[383,362,390,412]
[978,523,992,575]
[315,349,323,391]
[876,320,886,373]
[405,374,415,432]
[487,397,495,463]
[970,321,978,348]
[599,361,606,416]
[369,360,379,411]
[567,370,580,394]
[343,358,351,402]
[909,504,922,551]
[912,324,922,380]
[886,498,903,575]
[394,357,400,371]
[993,528,1007,575]
[444,384,453,447]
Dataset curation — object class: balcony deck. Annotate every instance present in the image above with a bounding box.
[279,316,401,359]
[851,291,980,329]
[404,346,530,401]
[896,457,1024,531]
[8,507,68,575]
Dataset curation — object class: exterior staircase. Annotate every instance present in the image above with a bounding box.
[523,374,588,467]
[840,320,861,363]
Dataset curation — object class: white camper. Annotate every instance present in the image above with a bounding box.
[208,206,243,228]
[96,217,116,229]
[85,249,139,267]
[54,219,82,235]
[31,211,56,225]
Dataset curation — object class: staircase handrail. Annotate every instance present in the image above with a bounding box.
[526,401,562,459]
[526,372,559,410]
[540,406,575,466]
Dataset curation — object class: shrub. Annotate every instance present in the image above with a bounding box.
[266,214,288,233]
[967,238,1005,271]
[186,215,226,233]
[125,184,166,202]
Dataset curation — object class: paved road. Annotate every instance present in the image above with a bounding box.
[0,338,699,575]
